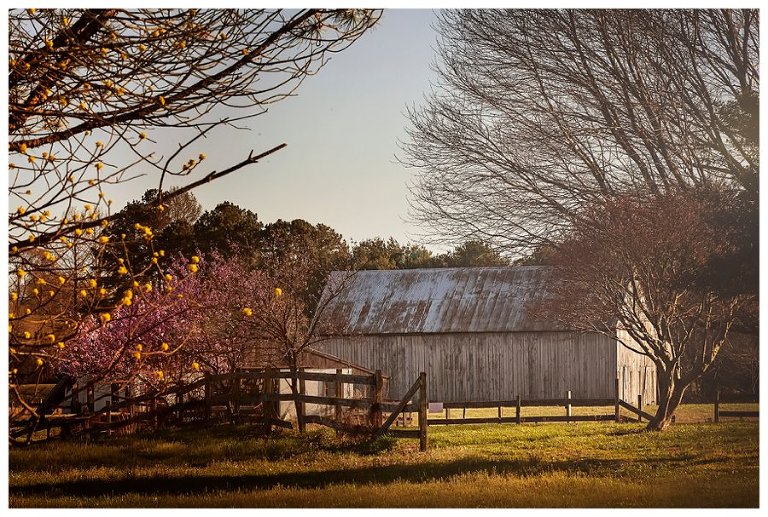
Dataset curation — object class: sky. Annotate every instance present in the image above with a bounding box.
[102,9,443,250]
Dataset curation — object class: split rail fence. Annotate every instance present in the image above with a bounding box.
[713,391,759,422]
[427,378,654,426]
[11,369,429,451]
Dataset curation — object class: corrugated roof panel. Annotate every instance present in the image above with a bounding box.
[319,266,562,334]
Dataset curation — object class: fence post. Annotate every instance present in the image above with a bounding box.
[637,394,643,422]
[714,390,720,423]
[106,400,112,436]
[111,383,119,406]
[232,372,241,424]
[177,386,184,425]
[566,390,572,422]
[203,373,211,423]
[419,372,427,452]
[373,369,384,428]
[614,378,620,422]
[264,369,274,435]
[87,385,95,414]
[498,402,502,422]
[297,367,306,433]
[516,395,521,424]
[334,369,343,435]
[71,381,79,414]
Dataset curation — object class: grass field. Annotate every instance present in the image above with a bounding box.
[9,403,758,508]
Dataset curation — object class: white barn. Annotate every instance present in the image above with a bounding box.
[315,267,656,404]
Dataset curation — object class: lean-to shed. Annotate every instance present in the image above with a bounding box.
[315,266,656,404]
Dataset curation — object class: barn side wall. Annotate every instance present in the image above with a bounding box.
[318,332,617,402]
[616,329,658,404]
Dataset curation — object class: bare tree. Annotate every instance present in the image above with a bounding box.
[402,9,757,253]
[538,190,754,431]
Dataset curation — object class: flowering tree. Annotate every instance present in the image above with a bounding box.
[539,189,755,431]
[8,8,380,421]
[55,252,352,430]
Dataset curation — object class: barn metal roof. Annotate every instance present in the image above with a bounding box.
[318,266,562,335]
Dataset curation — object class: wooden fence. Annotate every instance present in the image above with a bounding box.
[11,369,429,450]
[427,379,653,426]
[713,391,759,423]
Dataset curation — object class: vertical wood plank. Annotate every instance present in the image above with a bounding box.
[714,390,720,423]
[264,369,273,435]
[637,394,643,422]
[566,390,572,422]
[516,394,521,424]
[373,369,383,428]
[203,373,211,423]
[298,367,306,433]
[334,368,343,434]
[614,377,620,422]
[419,372,427,452]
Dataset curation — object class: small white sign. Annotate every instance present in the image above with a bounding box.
[428,402,443,413]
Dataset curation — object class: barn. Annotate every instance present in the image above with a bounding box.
[315,266,657,405]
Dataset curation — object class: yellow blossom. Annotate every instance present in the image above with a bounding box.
[86,228,94,235]
[158,96,166,106]
[58,276,66,284]
[16,268,25,278]
[161,342,169,351]
[27,155,36,164]
[117,266,128,275]
[192,362,200,371]
[242,307,253,317]
[57,342,65,349]
[96,162,103,171]
[88,278,97,288]
[187,264,198,273]
[19,143,27,154]
[24,331,31,339]
[138,43,147,52]
[191,255,200,264]
[99,236,109,244]
[26,308,31,315]
[139,132,147,139]
[135,343,143,352]
[133,351,141,360]
[199,153,206,161]
[155,370,164,379]
[151,257,158,264]
[32,288,39,296]
[46,334,56,343]
[144,283,152,292]
[159,250,165,257]
[132,281,139,288]
[74,228,83,237]
[79,289,88,297]
[164,274,173,282]
[99,288,107,296]
[274,287,283,297]
[100,312,111,324]
[11,292,18,301]
[36,358,44,367]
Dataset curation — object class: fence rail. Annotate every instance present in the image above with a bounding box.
[714,391,759,423]
[13,368,428,450]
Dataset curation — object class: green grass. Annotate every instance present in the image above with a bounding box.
[9,409,758,508]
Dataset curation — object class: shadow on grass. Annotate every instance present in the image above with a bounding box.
[10,454,708,499]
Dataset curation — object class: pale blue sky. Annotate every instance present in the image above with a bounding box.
[107,9,442,249]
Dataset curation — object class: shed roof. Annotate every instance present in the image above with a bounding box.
[318,266,562,335]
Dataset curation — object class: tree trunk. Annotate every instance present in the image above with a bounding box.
[287,363,305,433]
[646,366,687,431]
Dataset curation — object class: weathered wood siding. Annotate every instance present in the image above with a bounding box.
[318,332,617,402]
[616,329,658,404]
